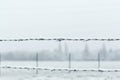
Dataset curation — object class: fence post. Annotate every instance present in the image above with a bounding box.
[0,53,1,76]
[68,53,71,72]
[36,53,39,74]
[98,52,100,70]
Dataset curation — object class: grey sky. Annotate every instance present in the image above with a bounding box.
[0,0,119,38]
[0,0,120,52]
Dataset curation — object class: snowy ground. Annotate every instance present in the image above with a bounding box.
[1,61,120,80]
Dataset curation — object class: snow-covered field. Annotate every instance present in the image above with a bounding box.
[1,61,120,80]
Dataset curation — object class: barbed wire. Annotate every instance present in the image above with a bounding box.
[1,66,120,72]
[0,38,120,42]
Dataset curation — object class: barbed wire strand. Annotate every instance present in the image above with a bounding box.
[0,38,120,42]
[1,66,120,72]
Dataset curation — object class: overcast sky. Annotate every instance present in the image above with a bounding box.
[0,0,120,52]
[0,0,119,39]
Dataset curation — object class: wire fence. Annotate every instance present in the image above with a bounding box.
[0,38,120,74]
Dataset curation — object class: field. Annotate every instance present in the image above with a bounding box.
[1,61,120,80]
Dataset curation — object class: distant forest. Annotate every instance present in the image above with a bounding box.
[1,44,120,61]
